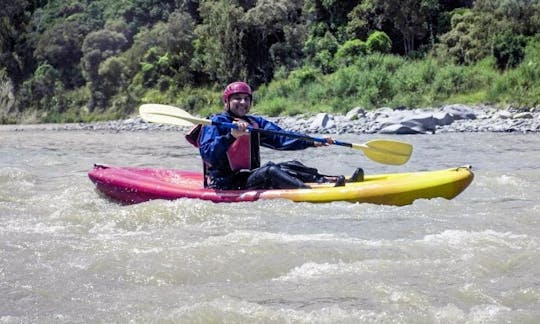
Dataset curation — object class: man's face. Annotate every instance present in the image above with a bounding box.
[227,93,251,116]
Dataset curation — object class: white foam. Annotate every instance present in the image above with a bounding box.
[422,229,530,249]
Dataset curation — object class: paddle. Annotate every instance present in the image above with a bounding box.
[139,104,413,165]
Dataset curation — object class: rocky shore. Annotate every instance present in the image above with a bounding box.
[1,104,539,134]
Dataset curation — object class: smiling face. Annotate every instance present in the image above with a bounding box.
[226,93,252,117]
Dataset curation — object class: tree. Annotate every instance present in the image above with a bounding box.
[121,0,176,28]
[0,0,35,85]
[350,0,437,56]
[475,0,540,36]
[19,63,63,112]
[81,29,128,110]
[433,9,494,65]
[125,9,196,93]
[303,0,359,41]
[192,0,247,85]
[98,56,128,99]
[33,21,87,89]
[242,0,304,85]
[366,30,391,53]
[492,30,526,70]
[269,24,308,74]
[334,39,367,66]
[0,69,16,118]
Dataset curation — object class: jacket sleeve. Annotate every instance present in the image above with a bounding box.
[198,116,236,167]
[255,116,314,150]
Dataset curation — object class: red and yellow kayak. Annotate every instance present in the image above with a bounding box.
[88,164,474,206]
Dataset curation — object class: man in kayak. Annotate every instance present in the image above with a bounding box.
[194,81,363,190]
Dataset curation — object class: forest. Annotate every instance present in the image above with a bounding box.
[1,0,540,123]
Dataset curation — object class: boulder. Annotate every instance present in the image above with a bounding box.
[440,104,477,120]
[310,113,335,130]
[379,124,424,134]
[345,107,366,121]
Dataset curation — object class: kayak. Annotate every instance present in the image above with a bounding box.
[88,164,474,206]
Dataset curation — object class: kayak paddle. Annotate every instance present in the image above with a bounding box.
[139,104,413,165]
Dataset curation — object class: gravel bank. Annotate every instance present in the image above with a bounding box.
[1,104,539,134]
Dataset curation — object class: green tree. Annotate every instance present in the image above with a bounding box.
[492,30,526,70]
[121,0,176,28]
[352,0,438,56]
[18,63,65,113]
[98,56,128,99]
[303,0,359,40]
[33,21,87,88]
[435,1,540,66]
[242,0,304,85]
[0,69,16,119]
[81,29,128,110]
[433,9,494,65]
[0,0,36,85]
[366,30,391,53]
[192,0,247,85]
[125,9,196,95]
[269,24,308,74]
[334,39,367,66]
[475,0,540,36]
[305,31,339,73]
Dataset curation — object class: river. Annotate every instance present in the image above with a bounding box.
[1,128,539,322]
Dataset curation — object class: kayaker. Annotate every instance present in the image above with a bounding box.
[193,81,363,190]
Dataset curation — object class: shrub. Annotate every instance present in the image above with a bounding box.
[366,31,392,54]
[334,39,367,66]
[493,30,526,70]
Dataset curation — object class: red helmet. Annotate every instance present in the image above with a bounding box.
[222,81,252,103]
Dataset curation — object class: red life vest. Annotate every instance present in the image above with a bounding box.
[184,115,262,187]
[227,118,260,171]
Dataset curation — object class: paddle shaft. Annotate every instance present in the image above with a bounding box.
[211,120,351,147]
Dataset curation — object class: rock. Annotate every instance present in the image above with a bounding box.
[433,111,454,126]
[495,110,513,119]
[379,124,424,134]
[345,107,365,121]
[401,112,437,132]
[513,112,533,119]
[440,104,477,120]
[310,113,335,130]
[372,107,394,119]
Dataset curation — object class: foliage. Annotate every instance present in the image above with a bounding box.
[492,30,526,70]
[488,36,540,106]
[334,39,367,66]
[2,0,540,123]
[366,31,392,54]
[0,69,16,122]
[192,0,246,85]
[433,9,493,65]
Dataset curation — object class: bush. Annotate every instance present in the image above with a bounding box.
[366,31,392,54]
[493,30,526,70]
[488,37,540,106]
[334,39,367,66]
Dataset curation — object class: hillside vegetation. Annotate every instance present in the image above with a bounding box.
[1,0,540,123]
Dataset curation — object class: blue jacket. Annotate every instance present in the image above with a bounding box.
[198,112,314,189]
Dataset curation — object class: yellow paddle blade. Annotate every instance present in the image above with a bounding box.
[139,104,211,126]
[352,140,413,165]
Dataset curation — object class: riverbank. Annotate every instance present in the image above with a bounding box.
[1,104,539,134]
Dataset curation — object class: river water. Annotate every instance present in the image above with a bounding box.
[1,128,539,323]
